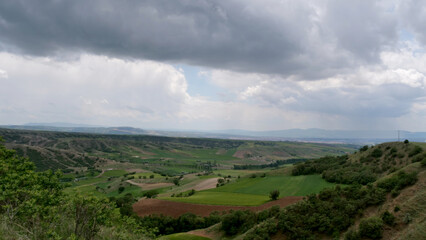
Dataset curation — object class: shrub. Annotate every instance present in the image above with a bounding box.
[409,146,423,157]
[269,190,280,201]
[359,145,369,152]
[371,148,383,158]
[359,217,384,240]
[403,213,412,224]
[118,186,125,194]
[404,139,409,144]
[143,190,159,198]
[221,210,256,235]
[243,219,277,240]
[344,228,360,240]
[394,206,400,212]
[381,211,395,226]
[391,189,400,198]
[421,158,426,167]
[173,178,180,186]
[377,171,417,192]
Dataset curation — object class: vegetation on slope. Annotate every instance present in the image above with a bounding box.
[0,137,152,239]
[0,128,356,173]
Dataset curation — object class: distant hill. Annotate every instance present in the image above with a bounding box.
[0,128,357,172]
[2,124,425,144]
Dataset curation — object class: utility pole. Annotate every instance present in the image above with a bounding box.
[398,130,400,142]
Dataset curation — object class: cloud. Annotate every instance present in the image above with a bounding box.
[203,43,426,130]
[0,53,190,127]
[0,69,7,78]
[399,0,426,46]
[0,0,401,78]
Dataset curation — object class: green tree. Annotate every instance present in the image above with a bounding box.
[0,137,64,237]
[71,195,114,239]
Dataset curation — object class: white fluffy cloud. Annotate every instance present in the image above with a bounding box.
[0,53,191,127]
[0,69,7,79]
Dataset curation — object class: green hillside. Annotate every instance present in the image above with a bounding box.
[0,128,356,174]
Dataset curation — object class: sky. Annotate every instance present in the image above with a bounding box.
[0,0,425,131]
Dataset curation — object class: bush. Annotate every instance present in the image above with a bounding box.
[394,206,400,212]
[359,145,369,152]
[244,219,277,240]
[381,211,395,226]
[118,186,125,194]
[403,213,412,224]
[359,217,384,240]
[221,210,256,235]
[377,171,417,192]
[173,178,180,186]
[371,148,383,158]
[143,190,159,198]
[409,146,423,157]
[421,158,426,167]
[391,189,400,198]
[345,228,360,240]
[269,190,280,201]
[404,139,409,144]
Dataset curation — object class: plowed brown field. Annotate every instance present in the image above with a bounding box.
[133,196,303,217]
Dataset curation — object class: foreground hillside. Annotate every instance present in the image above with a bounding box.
[155,141,426,240]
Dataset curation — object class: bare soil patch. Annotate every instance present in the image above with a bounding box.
[232,150,251,159]
[133,196,303,218]
[192,178,220,191]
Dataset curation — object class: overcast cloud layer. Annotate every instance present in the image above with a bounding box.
[0,0,425,131]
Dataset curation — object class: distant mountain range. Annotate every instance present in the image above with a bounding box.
[1,123,426,144]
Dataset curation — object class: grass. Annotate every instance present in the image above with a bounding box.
[103,169,127,177]
[64,185,104,198]
[208,174,337,196]
[160,191,269,206]
[213,169,264,178]
[158,233,211,240]
[161,174,338,206]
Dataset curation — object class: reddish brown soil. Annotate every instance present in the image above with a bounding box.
[133,196,303,218]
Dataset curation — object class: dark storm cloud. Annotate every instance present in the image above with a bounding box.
[0,0,399,77]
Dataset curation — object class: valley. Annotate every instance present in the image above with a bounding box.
[1,128,425,239]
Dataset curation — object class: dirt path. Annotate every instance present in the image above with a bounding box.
[95,169,105,178]
[133,196,303,218]
[126,180,174,190]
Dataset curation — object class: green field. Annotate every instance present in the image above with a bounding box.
[158,233,211,240]
[161,174,338,206]
[161,191,269,206]
[208,174,336,196]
